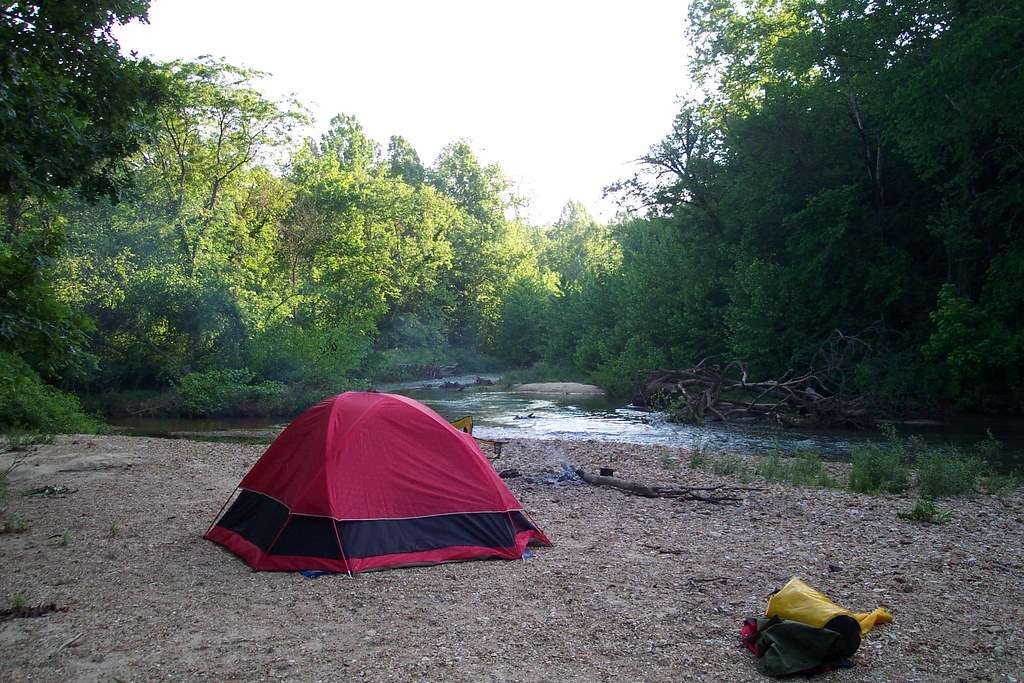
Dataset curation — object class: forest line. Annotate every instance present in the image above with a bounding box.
[2,0,1022,432]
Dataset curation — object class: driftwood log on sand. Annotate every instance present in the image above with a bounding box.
[575,469,760,505]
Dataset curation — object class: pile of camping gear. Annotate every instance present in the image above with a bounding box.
[741,577,892,677]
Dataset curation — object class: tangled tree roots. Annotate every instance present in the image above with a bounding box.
[635,336,881,429]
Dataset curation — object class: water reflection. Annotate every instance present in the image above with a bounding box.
[108,374,1023,461]
[389,378,860,457]
[387,375,1023,460]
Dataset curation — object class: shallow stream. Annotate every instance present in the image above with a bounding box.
[109,373,1024,461]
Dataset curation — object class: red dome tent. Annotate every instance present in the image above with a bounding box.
[205,392,549,573]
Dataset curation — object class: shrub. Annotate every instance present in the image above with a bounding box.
[711,453,748,477]
[177,369,258,416]
[500,361,584,387]
[248,323,370,387]
[758,450,837,488]
[2,431,54,452]
[984,472,1022,497]
[2,512,29,534]
[0,352,103,434]
[688,437,710,469]
[849,442,910,494]
[660,451,680,471]
[916,447,984,499]
[898,499,953,524]
[588,337,665,398]
[367,347,449,383]
[177,368,331,417]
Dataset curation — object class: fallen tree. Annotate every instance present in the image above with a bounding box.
[575,469,760,504]
[634,333,881,428]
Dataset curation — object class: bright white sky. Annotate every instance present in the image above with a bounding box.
[116,1,692,224]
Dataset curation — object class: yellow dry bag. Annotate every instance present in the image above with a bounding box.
[766,577,893,635]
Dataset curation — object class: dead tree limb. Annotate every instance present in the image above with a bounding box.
[635,333,883,428]
[575,469,758,504]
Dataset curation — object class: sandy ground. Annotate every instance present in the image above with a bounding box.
[512,382,606,396]
[1,435,1022,682]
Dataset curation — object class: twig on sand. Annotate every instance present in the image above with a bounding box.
[48,632,84,659]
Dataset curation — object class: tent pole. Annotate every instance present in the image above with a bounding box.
[332,521,354,578]
[519,508,551,546]
[203,487,238,538]
[503,510,524,559]
[262,513,292,566]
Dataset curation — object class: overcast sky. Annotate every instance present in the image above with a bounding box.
[116,1,692,224]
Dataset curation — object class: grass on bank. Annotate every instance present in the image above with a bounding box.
[685,440,836,489]
[2,512,29,534]
[898,499,953,525]
[81,346,510,420]
[758,450,839,488]
[685,426,1021,506]
[850,425,1017,499]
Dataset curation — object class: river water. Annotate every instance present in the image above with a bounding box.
[111,374,1024,461]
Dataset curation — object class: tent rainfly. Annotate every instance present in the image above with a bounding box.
[205,391,550,573]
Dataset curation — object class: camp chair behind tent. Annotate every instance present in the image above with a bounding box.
[451,415,473,434]
[449,415,507,460]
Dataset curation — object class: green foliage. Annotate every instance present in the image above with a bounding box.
[2,432,54,452]
[0,353,103,434]
[0,1,164,202]
[660,451,681,471]
[0,224,95,380]
[387,136,426,186]
[368,347,450,383]
[2,513,29,534]
[898,499,953,525]
[493,274,555,367]
[688,437,711,469]
[983,472,1022,498]
[588,337,666,398]
[248,323,369,388]
[710,453,748,477]
[500,362,585,387]
[849,427,912,494]
[757,450,837,488]
[924,279,1024,411]
[1,3,164,420]
[176,368,325,417]
[518,0,1024,409]
[0,460,18,505]
[8,0,1022,419]
[177,369,261,416]
[915,448,985,499]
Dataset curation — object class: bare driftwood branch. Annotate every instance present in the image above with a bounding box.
[635,332,882,429]
[575,469,759,505]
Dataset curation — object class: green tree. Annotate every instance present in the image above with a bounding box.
[319,114,380,174]
[1,1,163,221]
[387,135,426,186]
[1,1,164,430]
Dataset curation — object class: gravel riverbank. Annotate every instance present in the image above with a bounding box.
[1,435,1022,681]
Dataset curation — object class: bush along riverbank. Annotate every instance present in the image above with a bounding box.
[85,370,360,420]
[684,425,1022,524]
[24,348,508,426]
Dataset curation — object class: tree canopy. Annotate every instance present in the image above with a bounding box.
[4,0,1022,431]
